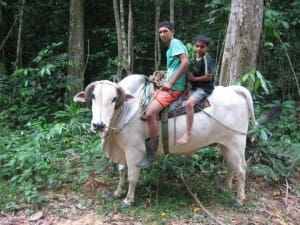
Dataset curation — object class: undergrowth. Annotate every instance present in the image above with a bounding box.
[247,100,300,182]
[0,103,103,211]
[0,62,299,213]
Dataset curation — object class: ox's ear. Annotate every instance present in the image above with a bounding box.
[73,92,86,103]
[84,81,101,108]
[115,87,134,109]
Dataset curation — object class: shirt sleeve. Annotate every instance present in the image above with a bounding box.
[170,39,186,57]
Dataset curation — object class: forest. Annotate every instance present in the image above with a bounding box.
[0,0,299,224]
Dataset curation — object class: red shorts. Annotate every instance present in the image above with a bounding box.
[153,89,182,108]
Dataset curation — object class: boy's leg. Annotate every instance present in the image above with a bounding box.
[177,88,205,144]
[136,89,181,168]
[176,97,196,144]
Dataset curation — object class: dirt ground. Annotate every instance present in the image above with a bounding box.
[1,173,299,225]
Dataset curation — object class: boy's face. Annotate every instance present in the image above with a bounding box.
[194,40,210,57]
[158,26,174,45]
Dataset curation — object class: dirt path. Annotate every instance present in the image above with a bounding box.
[1,175,299,225]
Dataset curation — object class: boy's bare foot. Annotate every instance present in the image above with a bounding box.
[176,133,191,144]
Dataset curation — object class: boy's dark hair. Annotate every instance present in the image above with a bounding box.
[195,34,210,47]
[158,21,174,31]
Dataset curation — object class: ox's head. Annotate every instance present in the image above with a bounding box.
[73,80,134,133]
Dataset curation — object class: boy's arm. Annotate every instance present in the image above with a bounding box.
[163,53,190,90]
[189,53,214,82]
[188,73,212,82]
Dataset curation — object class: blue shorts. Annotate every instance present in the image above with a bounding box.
[191,88,208,102]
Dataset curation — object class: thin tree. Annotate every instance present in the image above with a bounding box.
[154,0,161,71]
[127,0,133,72]
[15,0,25,69]
[170,0,174,24]
[0,2,2,58]
[219,0,264,85]
[67,0,85,102]
[113,0,133,77]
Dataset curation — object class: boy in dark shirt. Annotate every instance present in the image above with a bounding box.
[176,34,214,144]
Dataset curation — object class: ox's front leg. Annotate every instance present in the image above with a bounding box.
[114,164,127,197]
[122,150,142,206]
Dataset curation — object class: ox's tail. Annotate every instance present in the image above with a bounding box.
[231,85,258,126]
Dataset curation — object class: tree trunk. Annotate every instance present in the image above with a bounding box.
[15,0,25,69]
[119,0,128,74]
[127,0,133,73]
[219,0,264,86]
[113,0,132,78]
[113,0,122,76]
[67,0,85,103]
[154,0,161,71]
[170,0,174,24]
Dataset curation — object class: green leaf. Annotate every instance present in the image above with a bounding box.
[259,129,269,141]
[255,71,269,94]
[264,42,274,48]
[250,164,279,181]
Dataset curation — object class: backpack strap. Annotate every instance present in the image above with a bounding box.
[161,108,169,154]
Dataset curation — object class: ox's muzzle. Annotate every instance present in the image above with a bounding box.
[92,122,107,132]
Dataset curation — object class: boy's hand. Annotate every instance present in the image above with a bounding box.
[154,80,161,87]
[162,81,172,91]
[187,73,196,81]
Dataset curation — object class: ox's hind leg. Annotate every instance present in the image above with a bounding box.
[219,138,247,205]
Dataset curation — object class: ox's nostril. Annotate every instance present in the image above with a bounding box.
[93,122,106,131]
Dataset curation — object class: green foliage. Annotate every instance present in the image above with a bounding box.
[0,42,68,127]
[141,147,224,183]
[205,0,230,25]
[264,9,289,40]
[0,104,105,211]
[237,70,299,182]
[185,42,195,61]
[236,70,271,98]
[104,58,122,82]
[248,143,300,182]
[247,100,300,182]
[259,1,299,100]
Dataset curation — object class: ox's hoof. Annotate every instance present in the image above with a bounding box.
[122,198,133,207]
[121,201,130,208]
[114,190,123,198]
[231,199,244,209]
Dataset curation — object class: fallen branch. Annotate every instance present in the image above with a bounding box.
[284,177,289,206]
[180,172,226,225]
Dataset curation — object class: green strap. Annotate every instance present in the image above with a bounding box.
[204,54,208,74]
[161,109,169,154]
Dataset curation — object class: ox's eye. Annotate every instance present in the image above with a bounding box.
[112,97,117,103]
[91,94,95,100]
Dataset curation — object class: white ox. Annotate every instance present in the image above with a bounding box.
[73,74,257,206]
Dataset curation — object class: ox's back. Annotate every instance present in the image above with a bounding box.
[155,85,254,155]
[118,74,146,96]
[116,76,254,156]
